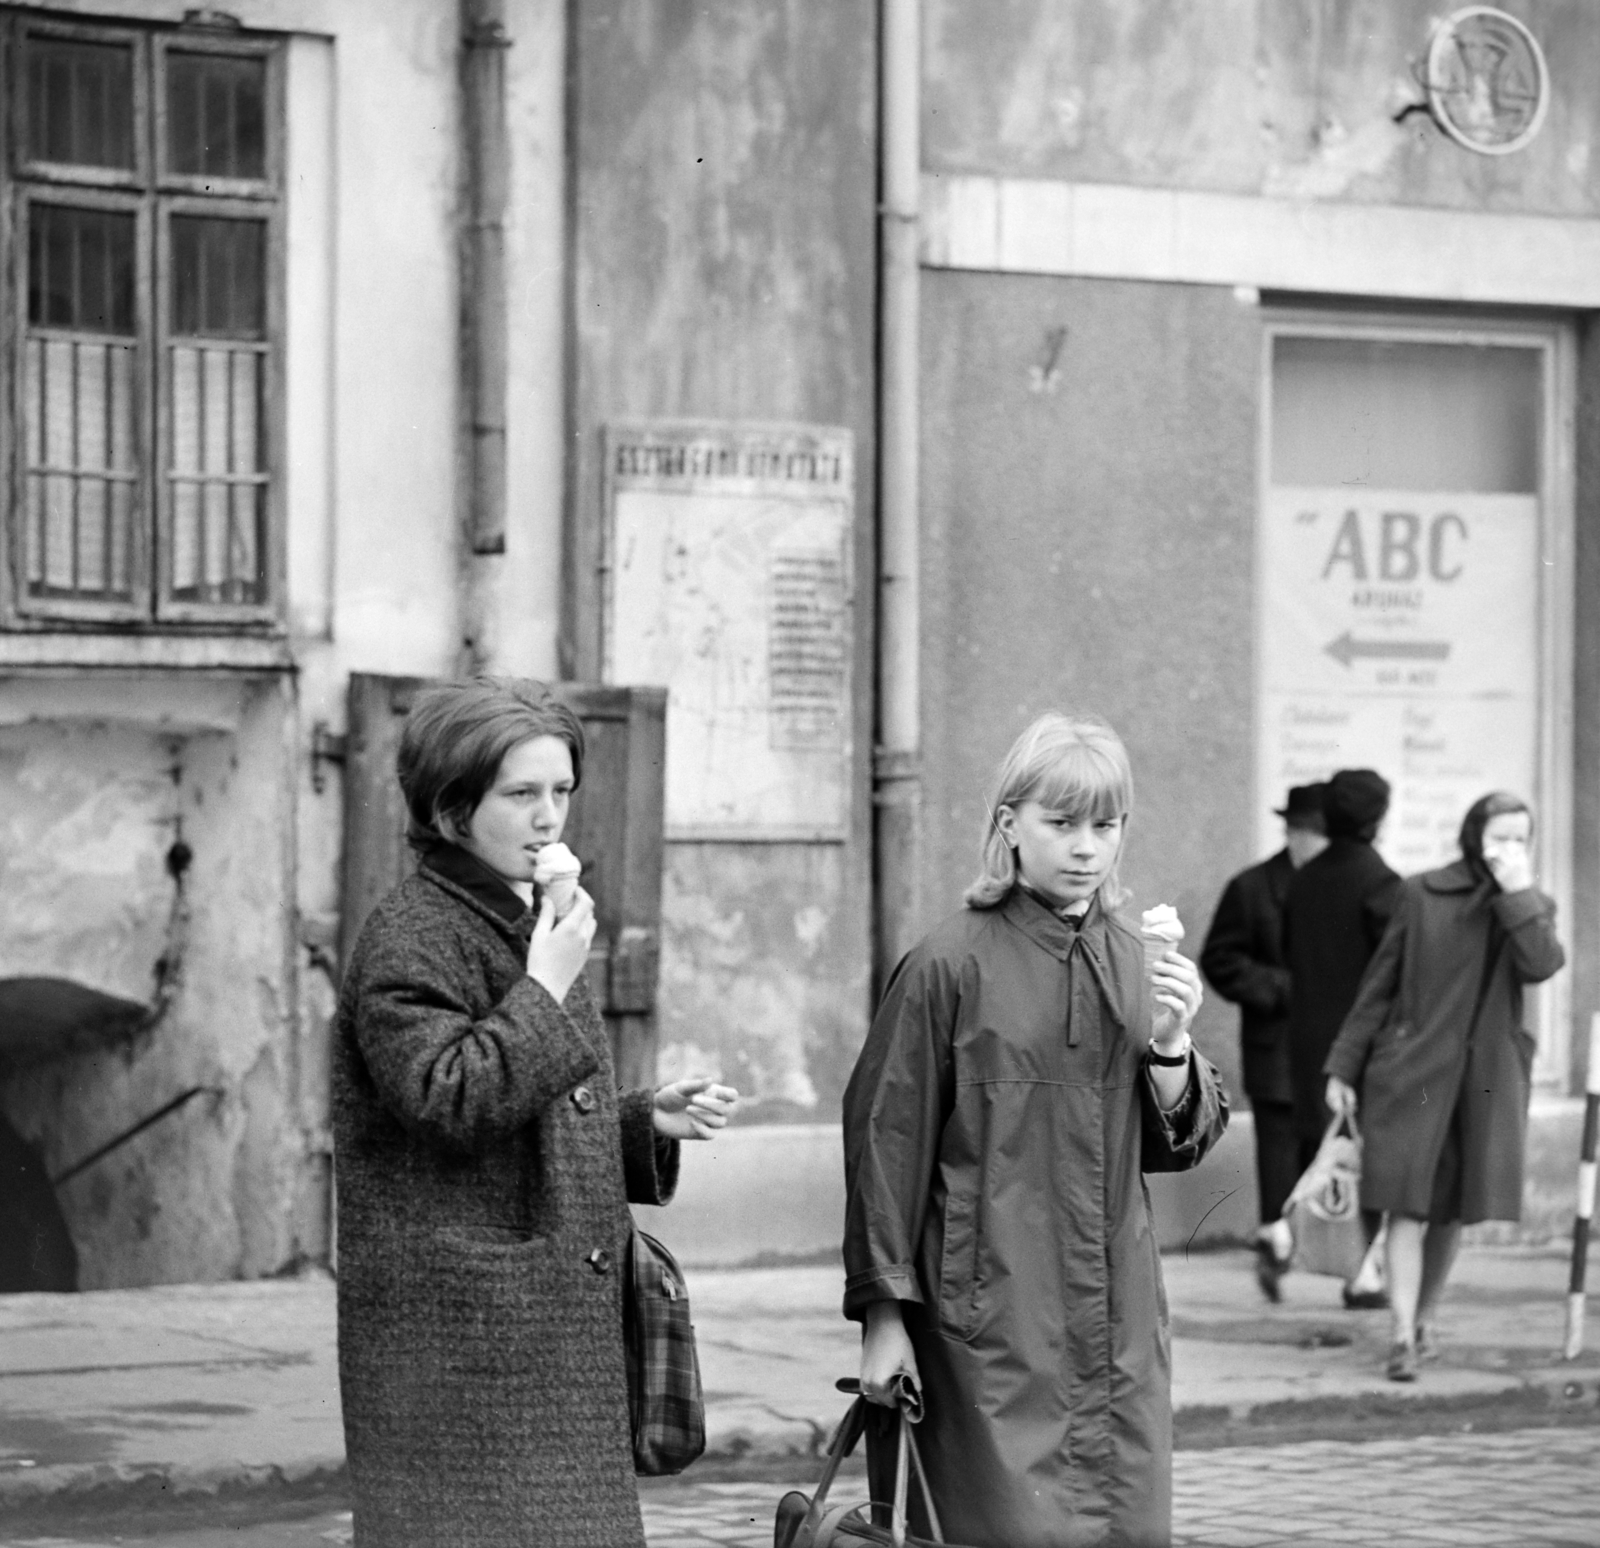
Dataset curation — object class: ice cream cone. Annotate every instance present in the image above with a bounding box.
[1140,904,1184,977]
[533,842,582,919]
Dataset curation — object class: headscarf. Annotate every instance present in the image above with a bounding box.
[1458,791,1533,888]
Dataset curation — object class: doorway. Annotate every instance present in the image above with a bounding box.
[1257,312,1575,1084]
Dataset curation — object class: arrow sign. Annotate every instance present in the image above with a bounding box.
[1324,633,1452,669]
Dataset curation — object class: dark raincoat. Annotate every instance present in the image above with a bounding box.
[1282,837,1400,1141]
[1324,861,1563,1223]
[842,889,1228,1548]
[332,841,678,1548]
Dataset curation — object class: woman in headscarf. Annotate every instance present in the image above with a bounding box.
[1324,791,1564,1382]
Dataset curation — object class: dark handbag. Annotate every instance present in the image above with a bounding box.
[623,1226,705,1476]
[774,1379,976,1548]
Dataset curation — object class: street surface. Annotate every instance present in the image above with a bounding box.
[1,1424,1596,1546]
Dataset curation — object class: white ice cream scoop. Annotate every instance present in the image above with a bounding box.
[1140,904,1184,973]
[533,842,582,918]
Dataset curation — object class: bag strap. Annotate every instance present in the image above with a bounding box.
[796,1398,868,1538]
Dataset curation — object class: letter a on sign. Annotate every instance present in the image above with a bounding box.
[1321,510,1368,581]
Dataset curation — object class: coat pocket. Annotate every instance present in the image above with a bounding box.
[935,1180,981,1341]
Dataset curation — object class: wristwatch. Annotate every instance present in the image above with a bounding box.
[1147,1032,1192,1067]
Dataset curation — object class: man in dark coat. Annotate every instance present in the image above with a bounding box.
[1282,768,1401,1304]
[1200,783,1326,1300]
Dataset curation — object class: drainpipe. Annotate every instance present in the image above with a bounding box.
[872,0,921,994]
[460,0,511,673]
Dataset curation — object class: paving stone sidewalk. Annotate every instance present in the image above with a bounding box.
[0,1243,1595,1516]
[636,1427,1600,1547]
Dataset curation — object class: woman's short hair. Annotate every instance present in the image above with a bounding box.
[398,677,585,846]
[965,712,1133,910]
[1459,790,1532,870]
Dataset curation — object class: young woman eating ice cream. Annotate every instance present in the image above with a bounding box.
[332,677,736,1548]
[842,712,1228,1548]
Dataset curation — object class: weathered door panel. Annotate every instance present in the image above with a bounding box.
[337,674,667,1086]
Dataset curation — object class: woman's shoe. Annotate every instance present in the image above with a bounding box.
[1386,1341,1418,1382]
[1415,1324,1438,1362]
[1254,1240,1286,1304]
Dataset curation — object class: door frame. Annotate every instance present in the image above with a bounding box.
[1256,306,1577,1090]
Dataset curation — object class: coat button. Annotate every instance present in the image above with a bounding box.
[571,1085,596,1113]
[586,1247,612,1274]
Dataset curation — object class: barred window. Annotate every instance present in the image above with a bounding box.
[4,14,282,627]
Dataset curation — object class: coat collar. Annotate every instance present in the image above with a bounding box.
[416,838,534,936]
[1422,857,1483,895]
[998,886,1128,1041]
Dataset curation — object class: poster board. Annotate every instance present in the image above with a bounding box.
[603,421,854,841]
[1256,487,1540,874]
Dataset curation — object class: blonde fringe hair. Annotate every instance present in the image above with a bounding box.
[964,713,1134,910]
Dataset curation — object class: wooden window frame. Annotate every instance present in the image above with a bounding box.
[0,9,285,633]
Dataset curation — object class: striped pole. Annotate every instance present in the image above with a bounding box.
[1565,1012,1600,1360]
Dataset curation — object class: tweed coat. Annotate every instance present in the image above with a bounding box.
[1199,849,1295,1105]
[843,889,1228,1548]
[1324,861,1564,1223]
[1281,838,1400,1141]
[333,841,678,1548]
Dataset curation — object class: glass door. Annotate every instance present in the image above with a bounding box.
[1258,314,1574,1083]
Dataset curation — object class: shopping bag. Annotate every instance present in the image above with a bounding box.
[774,1379,978,1548]
[1284,1113,1368,1281]
[623,1227,705,1476]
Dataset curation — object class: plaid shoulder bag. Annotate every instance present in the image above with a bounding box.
[623,1225,706,1476]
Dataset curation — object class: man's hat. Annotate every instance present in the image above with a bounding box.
[1324,768,1391,839]
[1274,783,1327,826]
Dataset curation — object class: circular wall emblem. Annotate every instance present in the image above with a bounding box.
[1427,6,1550,156]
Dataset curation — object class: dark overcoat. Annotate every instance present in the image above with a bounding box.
[1199,849,1294,1105]
[332,842,678,1548]
[842,889,1228,1548]
[1323,861,1564,1223]
[1282,838,1400,1140]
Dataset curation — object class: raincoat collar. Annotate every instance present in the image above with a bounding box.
[1003,883,1099,961]
[1000,886,1126,1041]
[416,837,535,938]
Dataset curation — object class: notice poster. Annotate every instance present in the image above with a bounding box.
[1257,487,1540,874]
[604,422,853,840]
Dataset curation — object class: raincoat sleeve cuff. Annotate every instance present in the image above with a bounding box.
[1322,1040,1364,1087]
[619,1087,681,1206]
[842,1266,923,1322]
[1141,1053,1229,1173]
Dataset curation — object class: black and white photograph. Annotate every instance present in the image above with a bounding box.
[0,2,1597,1545]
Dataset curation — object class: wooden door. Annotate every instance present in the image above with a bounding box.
[337,674,667,1087]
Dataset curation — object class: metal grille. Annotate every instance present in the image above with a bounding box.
[167,217,267,605]
[23,205,139,602]
[25,36,135,170]
[166,52,266,180]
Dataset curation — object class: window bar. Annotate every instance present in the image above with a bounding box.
[70,339,81,592]
[36,335,48,591]
[104,344,115,593]
[225,347,238,598]
[198,349,209,597]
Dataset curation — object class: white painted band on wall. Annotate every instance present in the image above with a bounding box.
[920,174,1600,309]
[1579,1160,1598,1221]
[1588,1013,1600,1097]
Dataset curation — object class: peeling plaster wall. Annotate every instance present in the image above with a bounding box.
[925,0,1600,214]
[0,683,300,1287]
[569,0,879,1122]
[0,0,570,1282]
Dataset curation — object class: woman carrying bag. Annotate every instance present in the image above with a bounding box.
[841,713,1228,1548]
[1324,791,1564,1383]
[332,678,736,1547]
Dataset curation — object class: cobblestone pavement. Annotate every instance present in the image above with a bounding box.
[0,1427,1595,1546]
[640,1427,1600,1548]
